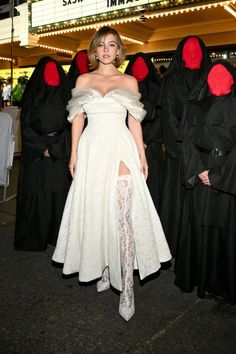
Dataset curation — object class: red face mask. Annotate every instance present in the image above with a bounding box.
[76,52,89,74]
[182,37,203,69]
[207,64,234,96]
[131,57,149,82]
[43,61,60,86]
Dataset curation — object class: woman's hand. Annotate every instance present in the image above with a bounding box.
[140,155,148,180]
[69,153,77,178]
[198,170,211,186]
[44,149,50,158]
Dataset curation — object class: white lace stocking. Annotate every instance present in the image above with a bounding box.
[117,175,135,316]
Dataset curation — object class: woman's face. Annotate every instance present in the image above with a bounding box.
[95,34,119,65]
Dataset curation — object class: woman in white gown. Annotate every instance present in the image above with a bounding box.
[52,26,171,321]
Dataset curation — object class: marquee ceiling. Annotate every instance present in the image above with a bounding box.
[1,1,236,67]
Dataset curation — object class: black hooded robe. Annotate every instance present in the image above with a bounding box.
[159,36,211,255]
[67,50,89,93]
[125,52,163,211]
[14,57,71,251]
[175,60,236,304]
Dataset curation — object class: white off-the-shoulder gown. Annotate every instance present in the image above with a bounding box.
[52,87,171,291]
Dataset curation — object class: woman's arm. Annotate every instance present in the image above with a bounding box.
[68,74,88,178]
[68,113,85,178]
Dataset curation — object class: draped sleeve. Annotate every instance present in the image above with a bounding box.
[160,75,183,157]
[209,126,236,196]
[67,88,91,123]
[113,89,146,123]
[181,101,206,187]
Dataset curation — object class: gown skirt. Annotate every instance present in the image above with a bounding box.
[52,88,171,291]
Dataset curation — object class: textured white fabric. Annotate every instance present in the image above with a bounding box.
[96,266,110,292]
[67,87,146,123]
[2,84,11,101]
[117,175,135,320]
[0,112,15,187]
[52,88,171,291]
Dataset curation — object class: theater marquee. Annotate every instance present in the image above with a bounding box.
[30,0,160,30]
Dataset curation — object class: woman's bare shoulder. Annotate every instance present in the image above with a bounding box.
[119,73,139,91]
[75,73,94,88]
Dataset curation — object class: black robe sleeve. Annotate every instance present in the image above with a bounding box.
[183,98,236,195]
[161,78,183,157]
[181,103,206,187]
[47,126,70,161]
[209,126,236,195]
[21,109,47,161]
[142,104,162,145]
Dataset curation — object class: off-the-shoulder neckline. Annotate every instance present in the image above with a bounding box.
[72,87,140,98]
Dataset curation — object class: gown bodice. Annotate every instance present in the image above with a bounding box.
[67,87,146,128]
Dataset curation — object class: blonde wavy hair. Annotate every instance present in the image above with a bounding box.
[88,26,126,69]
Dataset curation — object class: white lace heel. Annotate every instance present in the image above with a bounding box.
[119,287,135,321]
[97,267,110,292]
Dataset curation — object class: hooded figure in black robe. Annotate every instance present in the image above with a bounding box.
[15,57,71,251]
[67,50,90,92]
[125,52,163,210]
[175,59,236,304]
[159,36,211,255]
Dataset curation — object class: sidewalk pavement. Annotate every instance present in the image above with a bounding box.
[0,158,235,353]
